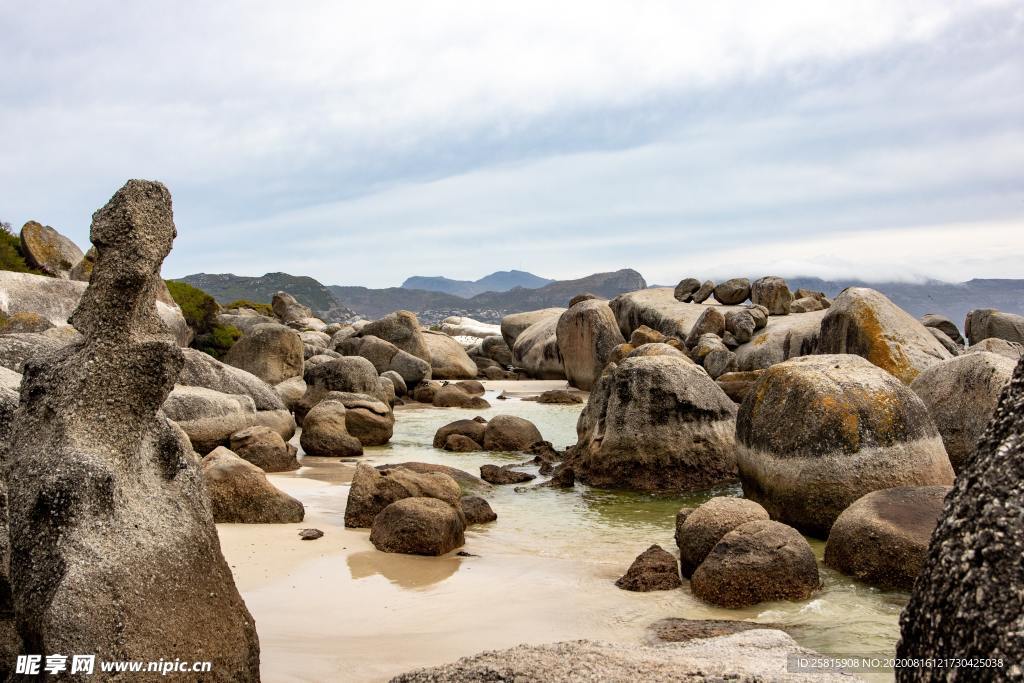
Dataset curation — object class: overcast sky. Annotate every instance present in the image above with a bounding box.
[2,1,1022,287]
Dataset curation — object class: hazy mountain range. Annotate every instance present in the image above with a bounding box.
[178,269,1024,329]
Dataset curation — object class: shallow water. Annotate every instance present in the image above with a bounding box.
[219,383,904,682]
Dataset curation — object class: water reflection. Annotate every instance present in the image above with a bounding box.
[347,550,462,589]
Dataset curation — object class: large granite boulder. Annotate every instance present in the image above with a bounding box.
[511,314,565,379]
[222,322,304,385]
[162,384,295,455]
[296,355,387,421]
[920,313,965,346]
[483,415,543,451]
[817,287,951,383]
[571,355,737,492]
[480,335,514,366]
[339,334,431,385]
[299,397,364,457]
[369,497,466,556]
[736,354,954,536]
[897,357,1024,677]
[733,309,826,372]
[18,220,84,279]
[423,329,477,379]
[750,276,793,316]
[229,425,299,472]
[825,486,949,590]
[610,288,726,341]
[178,347,286,411]
[556,299,625,391]
[359,311,431,363]
[344,462,462,528]
[4,181,259,679]
[322,390,394,445]
[910,352,1016,472]
[0,332,67,373]
[964,337,1023,361]
[690,520,819,607]
[676,497,770,577]
[201,447,304,523]
[965,308,1024,346]
[500,308,565,351]
[272,290,314,324]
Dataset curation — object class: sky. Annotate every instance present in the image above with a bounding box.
[1,1,1022,288]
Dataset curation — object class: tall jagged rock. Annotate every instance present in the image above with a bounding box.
[897,357,1024,680]
[5,181,260,680]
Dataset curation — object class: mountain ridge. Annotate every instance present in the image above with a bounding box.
[402,269,554,298]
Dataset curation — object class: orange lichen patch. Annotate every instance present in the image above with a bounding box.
[853,303,916,383]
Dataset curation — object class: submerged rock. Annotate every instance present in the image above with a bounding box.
[460,496,497,524]
[649,618,772,643]
[5,180,259,679]
[483,415,543,451]
[480,464,536,485]
[897,357,1024,675]
[615,545,682,592]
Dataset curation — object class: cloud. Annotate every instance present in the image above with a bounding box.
[0,1,1021,287]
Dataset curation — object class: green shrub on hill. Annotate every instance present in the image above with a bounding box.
[165,279,241,359]
[225,299,275,317]
[0,221,45,274]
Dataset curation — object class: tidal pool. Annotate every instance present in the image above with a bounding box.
[218,383,904,682]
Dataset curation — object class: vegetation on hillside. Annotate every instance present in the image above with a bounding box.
[225,299,275,317]
[165,279,241,358]
[0,220,45,274]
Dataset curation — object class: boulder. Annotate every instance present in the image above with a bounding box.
[964,336,1023,360]
[724,309,756,344]
[271,290,313,324]
[4,180,259,678]
[737,354,954,536]
[201,447,304,523]
[0,331,66,373]
[733,308,825,372]
[825,486,949,590]
[274,375,307,412]
[440,316,501,339]
[411,379,442,403]
[0,311,54,334]
[18,220,84,279]
[568,292,601,307]
[483,415,543,451]
[300,398,364,457]
[790,296,825,313]
[359,311,431,363]
[684,308,725,349]
[178,347,286,411]
[910,352,1016,471]
[536,389,584,404]
[571,355,737,492]
[423,329,478,379]
[340,334,431,385]
[377,462,492,493]
[324,391,394,445]
[433,418,488,449]
[920,313,965,346]
[370,497,466,556]
[649,618,775,644]
[344,462,462,528]
[163,384,295,455]
[626,342,690,360]
[229,425,299,472]
[460,496,497,524]
[676,497,770,577]
[390,631,851,682]
[965,308,1024,346]
[926,327,960,356]
[897,357,1024,674]
[673,278,701,302]
[556,299,625,391]
[691,280,715,304]
[713,278,750,305]
[714,369,764,404]
[500,308,565,351]
[511,315,565,379]
[445,434,483,452]
[817,287,951,383]
[381,370,408,396]
[610,288,745,342]
[480,335,514,367]
[691,520,819,607]
[222,322,304,385]
[296,355,387,421]
[750,276,792,315]
[480,464,535,485]
[69,245,96,281]
[0,366,20,393]
[433,383,490,409]
[217,310,277,336]
[615,545,682,592]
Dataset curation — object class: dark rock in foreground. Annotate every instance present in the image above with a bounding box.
[5,181,259,680]
[615,545,682,592]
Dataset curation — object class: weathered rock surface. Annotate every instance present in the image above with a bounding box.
[910,352,1016,471]
[460,496,497,524]
[480,464,536,485]
[691,520,819,607]
[897,357,1024,676]
[511,314,565,379]
[733,309,826,372]
[715,369,765,403]
[556,299,625,391]
[433,418,488,449]
[300,397,364,457]
[345,462,462,528]
[965,337,1024,361]
[274,375,306,412]
[965,308,1024,346]
[179,347,286,411]
[751,276,792,315]
[480,335,514,367]
[325,391,394,445]
[713,278,751,305]
[381,370,408,396]
[163,384,295,455]
[432,383,490,409]
[0,332,66,372]
[391,630,851,682]
[676,497,770,577]
[376,462,491,493]
[615,545,682,592]
[817,287,951,383]
[202,447,304,523]
[736,354,954,536]
[440,316,501,339]
[370,497,466,556]
[483,415,543,451]
[360,311,431,363]
[423,329,478,379]
[19,220,84,279]
[649,618,773,644]
[691,279,715,304]
[673,278,701,303]
[920,313,965,346]
[223,322,304,385]
[825,486,949,590]
[4,180,259,679]
[340,334,432,385]
[229,425,299,472]
[571,355,737,492]
[500,308,565,351]
[297,355,387,421]
[536,389,584,404]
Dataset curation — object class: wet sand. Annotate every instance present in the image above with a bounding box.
[218,380,904,682]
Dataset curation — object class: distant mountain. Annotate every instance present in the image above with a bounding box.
[331,268,646,322]
[177,272,356,323]
[401,270,554,298]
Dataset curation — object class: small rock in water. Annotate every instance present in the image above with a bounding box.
[299,528,324,541]
[480,463,536,485]
[615,544,682,592]
[456,550,478,557]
